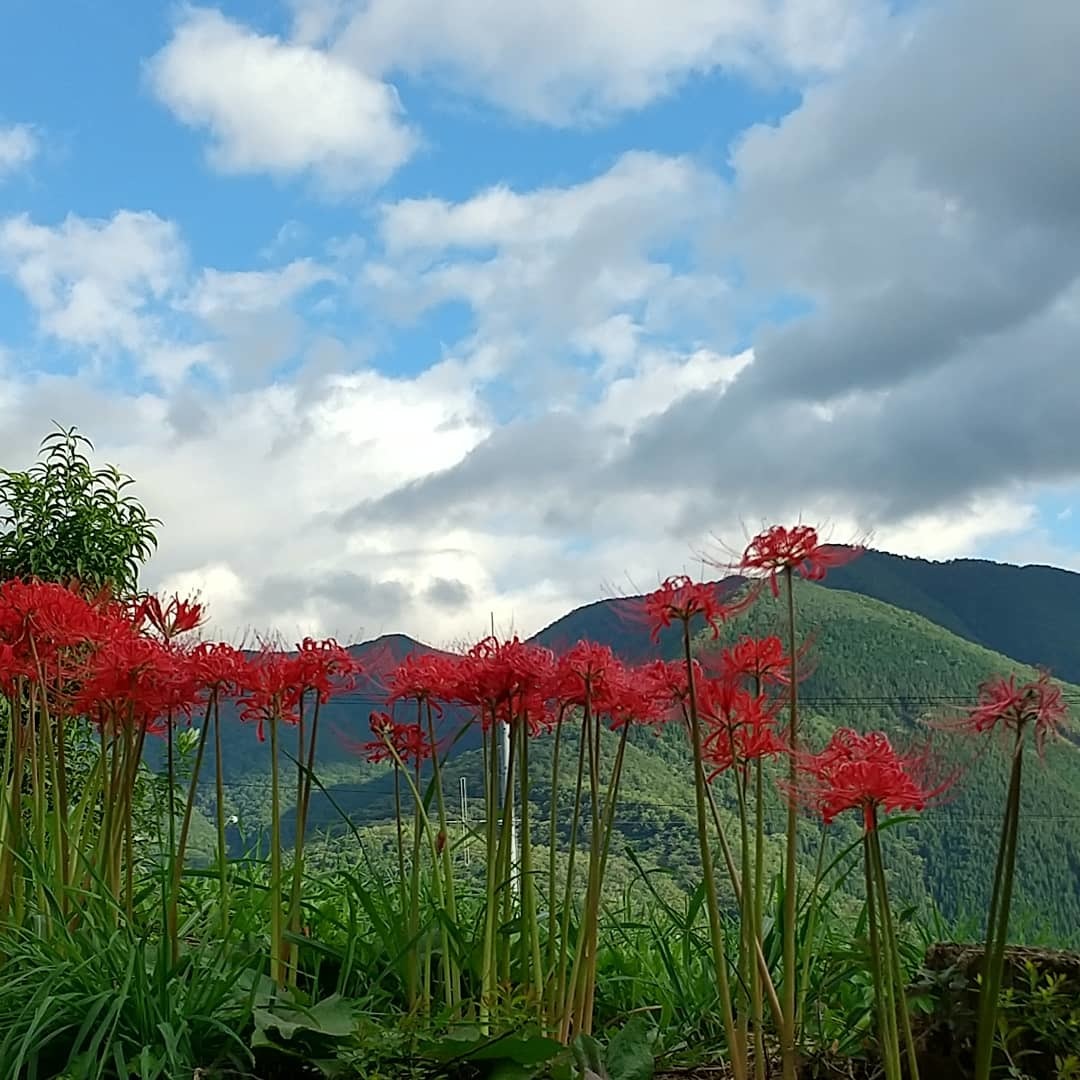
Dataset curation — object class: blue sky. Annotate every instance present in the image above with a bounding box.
[0,0,1077,645]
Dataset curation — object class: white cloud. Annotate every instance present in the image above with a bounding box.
[0,210,185,351]
[324,0,886,124]
[0,124,38,178]
[368,152,727,356]
[146,7,416,191]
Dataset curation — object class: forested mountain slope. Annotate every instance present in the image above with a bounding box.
[204,578,1080,938]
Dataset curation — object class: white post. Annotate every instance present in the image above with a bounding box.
[492,611,520,900]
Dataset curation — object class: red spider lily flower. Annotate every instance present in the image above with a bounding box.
[235,640,359,740]
[235,650,301,740]
[293,637,362,702]
[0,579,120,664]
[358,711,399,764]
[638,658,706,722]
[357,712,435,767]
[386,651,460,712]
[607,665,668,730]
[957,671,1068,755]
[700,677,787,775]
[0,641,32,693]
[452,636,556,732]
[135,594,205,642]
[716,635,792,686]
[798,728,943,831]
[552,641,624,709]
[75,634,202,735]
[639,576,753,642]
[189,641,247,696]
[740,525,862,597]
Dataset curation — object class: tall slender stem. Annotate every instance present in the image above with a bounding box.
[684,621,745,1080]
[212,695,229,939]
[974,728,1025,1080]
[781,565,800,1080]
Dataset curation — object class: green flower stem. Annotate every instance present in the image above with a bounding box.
[684,620,745,1080]
[974,727,1025,1080]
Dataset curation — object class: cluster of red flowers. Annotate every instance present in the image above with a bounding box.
[739,524,861,597]
[0,579,361,739]
[797,728,937,831]
[958,671,1067,754]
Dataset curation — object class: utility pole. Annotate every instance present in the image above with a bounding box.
[492,611,520,899]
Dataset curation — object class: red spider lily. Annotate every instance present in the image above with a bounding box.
[956,671,1068,755]
[552,641,624,710]
[740,524,862,597]
[716,635,792,686]
[638,658,705,720]
[607,665,668,730]
[0,579,120,663]
[75,634,202,735]
[386,651,460,711]
[798,728,942,831]
[700,677,787,775]
[293,637,362,702]
[639,576,753,642]
[235,651,300,740]
[189,641,247,696]
[452,636,556,732]
[358,711,433,767]
[134,594,205,642]
[235,640,360,740]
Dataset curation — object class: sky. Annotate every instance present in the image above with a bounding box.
[0,0,1078,648]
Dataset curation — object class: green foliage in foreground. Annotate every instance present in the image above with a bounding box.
[0,425,159,596]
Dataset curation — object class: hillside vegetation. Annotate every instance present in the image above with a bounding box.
[204,578,1080,939]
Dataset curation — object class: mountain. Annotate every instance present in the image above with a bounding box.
[821,549,1080,685]
[195,569,1080,939]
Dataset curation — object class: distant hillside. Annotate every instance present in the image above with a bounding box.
[198,577,1080,939]
[822,549,1080,685]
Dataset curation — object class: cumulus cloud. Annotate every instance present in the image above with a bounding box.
[354,0,1080,556]
[0,124,38,178]
[318,0,886,124]
[3,0,1077,647]
[0,210,185,352]
[146,7,416,191]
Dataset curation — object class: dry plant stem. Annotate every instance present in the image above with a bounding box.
[782,565,799,1080]
[974,727,1025,1080]
[684,620,745,1080]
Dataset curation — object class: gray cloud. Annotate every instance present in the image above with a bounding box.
[255,570,412,623]
[424,577,471,610]
[354,0,1080,540]
[722,0,1080,404]
[340,411,611,530]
